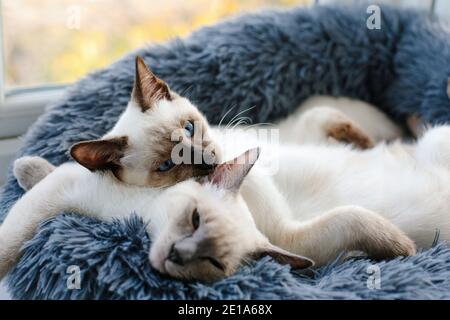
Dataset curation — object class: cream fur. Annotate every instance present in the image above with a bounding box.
[1,96,425,282]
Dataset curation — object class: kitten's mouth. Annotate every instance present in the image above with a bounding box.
[164,259,183,277]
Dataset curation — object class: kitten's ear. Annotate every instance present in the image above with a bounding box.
[447,77,450,100]
[202,148,260,193]
[70,137,128,171]
[253,243,314,270]
[132,56,171,112]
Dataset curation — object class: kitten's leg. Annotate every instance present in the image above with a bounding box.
[415,125,450,169]
[279,107,374,149]
[240,168,296,242]
[275,205,416,267]
[0,164,77,279]
[13,156,55,191]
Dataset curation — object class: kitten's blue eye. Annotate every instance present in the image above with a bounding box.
[158,159,175,172]
[184,121,194,138]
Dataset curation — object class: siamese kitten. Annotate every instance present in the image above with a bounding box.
[1,148,415,281]
[69,56,220,187]
[0,151,310,281]
[70,57,403,186]
[2,102,412,282]
[96,123,450,279]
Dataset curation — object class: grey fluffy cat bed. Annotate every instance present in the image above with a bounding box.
[1,4,450,299]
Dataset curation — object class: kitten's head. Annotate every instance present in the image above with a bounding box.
[149,148,314,282]
[70,56,221,187]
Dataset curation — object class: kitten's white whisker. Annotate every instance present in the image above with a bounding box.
[225,106,256,129]
[218,106,236,129]
[227,115,252,130]
[179,84,194,97]
[230,118,250,130]
[233,116,252,127]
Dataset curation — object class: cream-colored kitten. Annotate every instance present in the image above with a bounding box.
[153,122,450,278]
[69,56,220,188]
[2,146,415,282]
[1,117,415,282]
[0,151,313,281]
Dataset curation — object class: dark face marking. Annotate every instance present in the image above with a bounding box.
[141,112,219,187]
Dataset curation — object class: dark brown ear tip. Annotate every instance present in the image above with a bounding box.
[135,56,144,65]
[69,141,83,158]
[135,56,151,73]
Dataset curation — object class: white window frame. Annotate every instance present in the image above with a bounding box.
[0,86,66,137]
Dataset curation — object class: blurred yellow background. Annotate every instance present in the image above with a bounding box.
[3,0,311,88]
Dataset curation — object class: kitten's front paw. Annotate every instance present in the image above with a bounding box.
[13,156,55,191]
[326,121,374,149]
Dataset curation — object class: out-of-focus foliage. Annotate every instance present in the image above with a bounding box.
[4,0,310,88]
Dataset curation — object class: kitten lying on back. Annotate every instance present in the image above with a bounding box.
[20,123,450,282]
[1,113,413,281]
[3,146,415,281]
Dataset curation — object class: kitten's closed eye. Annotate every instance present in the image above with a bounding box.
[204,257,225,271]
[192,209,200,230]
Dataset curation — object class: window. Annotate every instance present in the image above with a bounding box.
[3,0,310,89]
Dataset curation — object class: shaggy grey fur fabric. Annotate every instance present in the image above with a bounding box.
[1,4,450,299]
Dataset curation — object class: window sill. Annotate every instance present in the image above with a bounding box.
[0,85,66,138]
[0,136,21,186]
[0,85,67,186]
